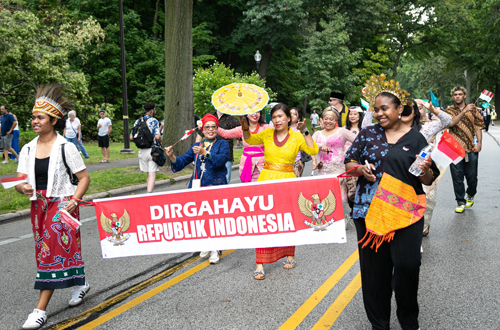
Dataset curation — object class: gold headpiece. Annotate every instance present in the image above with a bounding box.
[32,97,64,119]
[364,73,412,107]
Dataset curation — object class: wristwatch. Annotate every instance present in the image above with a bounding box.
[302,130,310,136]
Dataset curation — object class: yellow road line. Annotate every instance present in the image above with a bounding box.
[311,272,362,329]
[278,249,359,330]
[50,250,235,330]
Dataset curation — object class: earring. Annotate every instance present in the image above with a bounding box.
[398,114,401,119]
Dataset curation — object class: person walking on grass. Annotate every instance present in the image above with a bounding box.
[1,105,20,164]
[64,110,89,158]
[97,110,112,163]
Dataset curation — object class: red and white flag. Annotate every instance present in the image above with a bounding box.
[1,175,27,189]
[431,131,465,168]
[181,128,197,141]
[479,89,494,102]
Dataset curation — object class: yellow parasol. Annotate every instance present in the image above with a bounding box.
[211,83,269,116]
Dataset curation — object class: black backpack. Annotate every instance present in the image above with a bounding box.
[132,117,153,149]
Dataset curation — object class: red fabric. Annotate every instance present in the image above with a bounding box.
[256,246,295,264]
[202,113,219,127]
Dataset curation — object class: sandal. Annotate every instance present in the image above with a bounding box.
[253,269,265,280]
[99,159,106,163]
[283,259,297,269]
[423,225,430,237]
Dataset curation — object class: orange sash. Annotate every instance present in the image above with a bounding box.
[263,161,293,173]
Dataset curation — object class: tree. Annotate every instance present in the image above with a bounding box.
[295,9,360,111]
[163,0,194,157]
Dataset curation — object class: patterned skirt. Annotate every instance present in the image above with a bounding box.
[31,190,86,290]
[256,246,295,264]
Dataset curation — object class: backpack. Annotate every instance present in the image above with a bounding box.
[132,117,153,149]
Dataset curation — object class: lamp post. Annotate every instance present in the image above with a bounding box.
[254,50,262,76]
[119,0,134,154]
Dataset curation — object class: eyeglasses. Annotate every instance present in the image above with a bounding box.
[204,125,217,131]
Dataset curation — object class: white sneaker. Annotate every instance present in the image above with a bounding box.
[209,250,220,264]
[69,282,90,307]
[22,309,47,330]
[14,158,18,163]
[1,160,8,164]
[199,251,210,258]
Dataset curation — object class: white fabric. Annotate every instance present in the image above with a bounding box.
[65,118,80,139]
[310,113,319,125]
[17,134,86,201]
[138,148,158,173]
[97,118,112,136]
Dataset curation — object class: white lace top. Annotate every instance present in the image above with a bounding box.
[362,110,452,140]
[17,134,86,201]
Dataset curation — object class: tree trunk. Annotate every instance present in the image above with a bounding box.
[495,82,499,114]
[163,0,194,159]
[440,83,445,108]
[153,0,160,40]
[391,43,404,79]
[258,44,272,79]
[302,98,308,115]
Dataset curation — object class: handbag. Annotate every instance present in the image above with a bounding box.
[300,151,312,163]
[151,143,166,166]
[61,144,80,186]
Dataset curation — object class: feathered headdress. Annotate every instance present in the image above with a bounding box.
[32,84,71,119]
[364,73,412,107]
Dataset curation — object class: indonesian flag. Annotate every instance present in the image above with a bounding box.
[479,89,494,102]
[431,131,465,168]
[181,128,197,141]
[1,175,27,189]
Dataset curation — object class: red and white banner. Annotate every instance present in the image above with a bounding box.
[431,130,465,168]
[479,89,494,102]
[1,175,27,189]
[93,176,346,259]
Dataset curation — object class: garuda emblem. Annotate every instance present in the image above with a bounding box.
[298,190,336,231]
[100,210,131,245]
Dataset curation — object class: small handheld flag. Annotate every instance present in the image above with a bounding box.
[171,127,199,148]
[430,90,439,107]
[479,89,494,102]
[431,131,465,168]
[482,102,490,109]
[1,175,27,189]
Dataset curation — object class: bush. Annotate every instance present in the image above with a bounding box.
[193,62,277,116]
[19,129,38,149]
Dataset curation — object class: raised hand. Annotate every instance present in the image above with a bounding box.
[296,119,307,132]
[240,116,249,131]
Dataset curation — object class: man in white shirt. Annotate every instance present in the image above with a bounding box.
[310,110,319,132]
[97,110,112,163]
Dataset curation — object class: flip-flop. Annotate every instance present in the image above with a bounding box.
[283,259,297,269]
[99,160,106,163]
[253,269,265,280]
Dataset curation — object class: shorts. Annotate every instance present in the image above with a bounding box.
[138,148,159,173]
[311,124,318,129]
[98,135,110,148]
[0,134,13,149]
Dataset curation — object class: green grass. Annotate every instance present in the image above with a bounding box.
[0,142,139,176]
[0,166,191,215]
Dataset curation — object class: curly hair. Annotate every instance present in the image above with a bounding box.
[450,86,467,96]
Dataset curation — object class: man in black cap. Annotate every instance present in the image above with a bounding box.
[329,92,348,127]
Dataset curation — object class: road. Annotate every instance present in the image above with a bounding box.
[1,128,500,330]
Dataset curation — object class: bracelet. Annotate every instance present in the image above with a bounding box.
[70,199,78,207]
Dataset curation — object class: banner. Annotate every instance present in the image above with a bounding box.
[482,102,490,109]
[93,176,346,259]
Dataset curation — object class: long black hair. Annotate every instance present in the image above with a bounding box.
[290,107,303,122]
[345,110,365,130]
[405,99,421,132]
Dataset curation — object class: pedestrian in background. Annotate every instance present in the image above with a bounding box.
[97,110,112,163]
[445,86,485,213]
[0,105,20,164]
[64,110,89,158]
[15,84,91,330]
[130,103,161,193]
[9,111,20,160]
[328,92,348,127]
[310,109,319,132]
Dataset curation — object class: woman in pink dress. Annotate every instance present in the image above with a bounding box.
[312,108,356,200]
[217,111,271,182]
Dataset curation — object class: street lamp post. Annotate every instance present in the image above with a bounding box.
[119,0,134,154]
[254,50,262,76]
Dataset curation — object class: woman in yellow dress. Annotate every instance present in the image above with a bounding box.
[242,103,318,280]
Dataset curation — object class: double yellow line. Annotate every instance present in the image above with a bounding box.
[51,249,360,330]
[278,250,361,330]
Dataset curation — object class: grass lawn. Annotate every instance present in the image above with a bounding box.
[0,142,139,176]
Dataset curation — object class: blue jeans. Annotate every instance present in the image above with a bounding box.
[449,152,478,205]
[225,161,233,183]
[65,136,89,158]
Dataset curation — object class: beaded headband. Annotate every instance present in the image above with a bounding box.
[364,73,412,107]
[32,97,64,119]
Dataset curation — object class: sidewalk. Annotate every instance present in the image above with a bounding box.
[486,124,500,146]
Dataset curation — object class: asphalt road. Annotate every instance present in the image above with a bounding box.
[1,128,500,330]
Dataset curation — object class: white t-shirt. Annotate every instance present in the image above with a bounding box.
[97,117,112,136]
[310,113,319,125]
[65,118,80,138]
